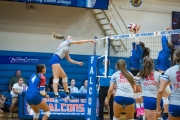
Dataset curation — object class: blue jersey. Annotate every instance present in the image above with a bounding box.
[129,42,143,70]
[99,68,114,86]
[27,73,46,93]
[156,36,171,71]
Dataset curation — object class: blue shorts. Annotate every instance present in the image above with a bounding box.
[169,104,180,117]
[49,54,61,66]
[143,96,163,110]
[26,92,42,105]
[114,96,135,106]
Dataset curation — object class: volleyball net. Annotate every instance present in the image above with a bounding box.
[94,29,180,78]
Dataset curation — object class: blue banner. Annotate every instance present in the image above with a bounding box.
[0,56,40,64]
[17,0,109,10]
[85,56,97,120]
[24,97,99,116]
[172,11,180,49]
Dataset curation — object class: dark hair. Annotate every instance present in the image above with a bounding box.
[137,57,154,78]
[173,48,180,70]
[139,42,150,58]
[167,42,174,64]
[116,60,135,88]
[36,64,45,74]
[18,77,24,81]
[82,80,88,86]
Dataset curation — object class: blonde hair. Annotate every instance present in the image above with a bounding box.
[116,60,135,88]
[52,34,65,40]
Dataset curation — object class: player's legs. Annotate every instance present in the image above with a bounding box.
[52,64,61,96]
[113,102,123,120]
[125,104,134,120]
[162,91,169,120]
[169,115,180,120]
[144,109,156,120]
[30,100,50,120]
[58,65,69,93]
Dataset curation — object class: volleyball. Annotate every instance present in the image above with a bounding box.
[128,23,137,32]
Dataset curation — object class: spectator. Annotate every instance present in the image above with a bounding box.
[79,80,88,93]
[98,59,114,120]
[48,76,64,92]
[9,70,26,91]
[68,79,78,93]
[9,77,26,118]
[0,94,6,113]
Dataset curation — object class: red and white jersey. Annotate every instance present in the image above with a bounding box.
[110,71,134,98]
[161,65,180,105]
[136,71,161,98]
[55,40,72,59]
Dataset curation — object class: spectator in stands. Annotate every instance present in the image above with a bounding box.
[0,94,6,113]
[68,79,78,93]
[9,77,26,118]
[79,80,88,93]
[48,76,64,92]
[9,70,26,91]
[98,59,114,120]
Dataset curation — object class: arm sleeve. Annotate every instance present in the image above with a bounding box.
[160,68,171,82]
[136,44,143,60]
[110,74,116,84]
[132,42,136,50]
[161,36,170,52]
[39,75,46,91]
[9,77,13,86]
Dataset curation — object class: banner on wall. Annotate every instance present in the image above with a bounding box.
[17,0,109,10]
[24,97,99,116]
[172,11,180,49]
[0,56,40,64]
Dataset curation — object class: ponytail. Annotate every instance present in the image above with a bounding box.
[116,60,135,89]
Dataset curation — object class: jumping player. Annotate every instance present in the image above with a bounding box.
[49,34,95,102]
[129,24,150,119]
[105,60,136,120]
[136,57,163,120]
[157,48,180,120]
[26,64,50,120]
[155,28,174,120]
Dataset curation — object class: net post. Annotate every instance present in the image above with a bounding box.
[94,36,97,55]
[104,36,108,78]
[106,37,111,77]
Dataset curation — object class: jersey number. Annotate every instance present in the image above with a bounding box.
[31,76,36,83]
[120,73,126,80]
[146,73,154,81]
[176,71,180,82]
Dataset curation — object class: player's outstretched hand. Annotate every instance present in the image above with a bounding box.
[78,62,84,66]
[91,40,96,43]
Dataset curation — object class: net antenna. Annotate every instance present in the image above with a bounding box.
[94,36,111,78]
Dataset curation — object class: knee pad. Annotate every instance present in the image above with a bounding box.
[33,112,40,119]
[53,78,59,84]
[62,77,68,82]
[113,116,120,120]
[134,93,141,99]
[162,97,169,105]
[44,111,50,117]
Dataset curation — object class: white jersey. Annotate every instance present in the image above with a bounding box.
[110,71,134,98]
[11,83,26,97]
[136,71,161,98]
[161,65,180,106]
[55,40,72,59]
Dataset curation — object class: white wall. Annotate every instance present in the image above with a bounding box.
[0,1,105,55]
